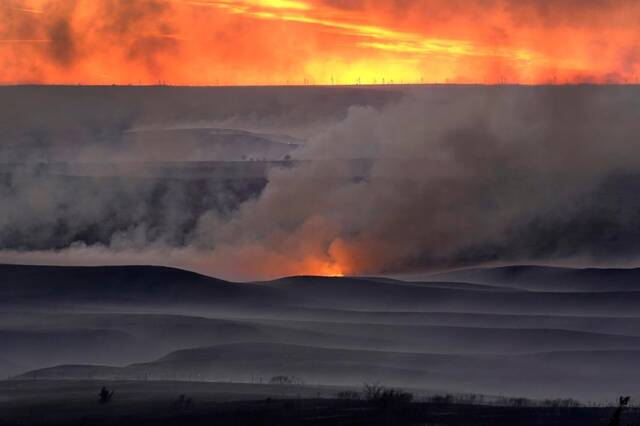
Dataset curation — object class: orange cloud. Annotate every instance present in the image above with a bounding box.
[1,0,639,85]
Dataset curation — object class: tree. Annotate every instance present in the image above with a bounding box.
[363,383,413,410]
[609,396,631,426]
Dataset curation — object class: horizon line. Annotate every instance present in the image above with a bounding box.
[1,82,640,89]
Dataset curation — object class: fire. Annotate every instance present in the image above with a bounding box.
[1,0,639,85]
[182,233,351,281]
[282,238,350,277]
[300,257,345,278]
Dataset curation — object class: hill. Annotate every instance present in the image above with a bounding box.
[432,265,640,292]
[4,263,640,400]
[0,264,285,307]
[16,343,640,400]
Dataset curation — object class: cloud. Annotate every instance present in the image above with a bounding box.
[1,0,640,84]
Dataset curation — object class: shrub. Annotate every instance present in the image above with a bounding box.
[541,398,582,408]
[363,383,385,401]
[98,386,114,404]
[363,383,413,410]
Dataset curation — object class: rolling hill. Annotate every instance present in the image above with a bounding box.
[431,265,640,292]
[3,263,640,400]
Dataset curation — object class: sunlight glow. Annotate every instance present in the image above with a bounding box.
[1,0,638,85]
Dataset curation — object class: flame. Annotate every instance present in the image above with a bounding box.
[1,0,639,84]
[299,256,345,277]
[183,230,352,281]
[281,237,350,278]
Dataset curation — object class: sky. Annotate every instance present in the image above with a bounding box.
[1,0,640,85]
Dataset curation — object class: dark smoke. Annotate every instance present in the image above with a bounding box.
[0,0,176,77]
[46,18,76,66]
[99,0,177,74]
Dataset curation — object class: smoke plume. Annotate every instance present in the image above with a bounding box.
[2,86,640,280]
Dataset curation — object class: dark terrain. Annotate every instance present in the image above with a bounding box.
[1,380,637,426]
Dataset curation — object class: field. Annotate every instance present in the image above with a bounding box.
[1,380,636,426]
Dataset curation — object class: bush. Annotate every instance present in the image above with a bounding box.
[541,398,582,408]
[363,383,385,401]
[98,386,114,404]
[363,383,413,410]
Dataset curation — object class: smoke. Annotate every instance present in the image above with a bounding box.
[2,86,640,280]
[0,0,177,82]
[190,86,640,277]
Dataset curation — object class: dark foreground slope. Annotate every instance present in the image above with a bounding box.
[0,401,626,426]
[0,380,637,426]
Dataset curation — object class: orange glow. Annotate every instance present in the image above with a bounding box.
[1,0,639,85]
[198,240,350,279]
[298,256,345,277]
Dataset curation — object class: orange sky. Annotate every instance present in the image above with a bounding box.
[1,0,640,85]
